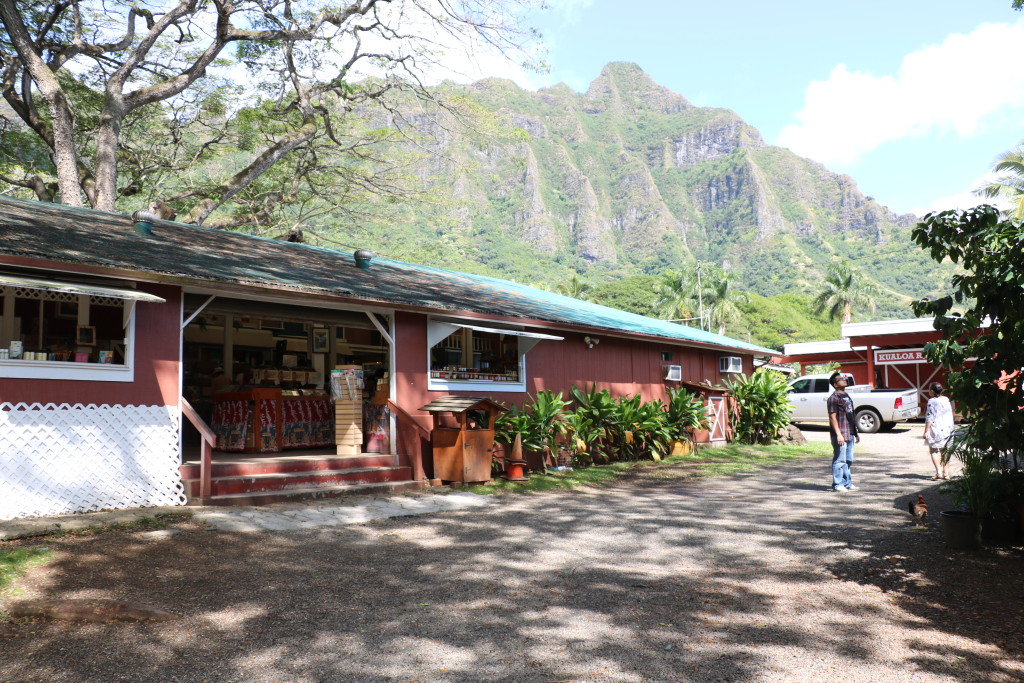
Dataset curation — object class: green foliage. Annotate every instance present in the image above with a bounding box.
[911,205,1024,459]
[555,274,593,300]
[724,370,794,445]
[494,390,568,465]
[941,429,997,520]
[588,275,660,317]
[653,268,697,321]
[666,387,708,440]
[975,140,1024,220]
[568,383,618,463]
[813,261,880,323]
[737,293,839,349]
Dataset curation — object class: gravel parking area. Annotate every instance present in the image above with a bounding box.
[2,423,1022,682]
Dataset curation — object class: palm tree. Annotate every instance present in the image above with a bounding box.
[813,261,879,324]
[976,142,1024,221]
[700,268,750,335]
[653,268,697,323]
[556,274,592,301]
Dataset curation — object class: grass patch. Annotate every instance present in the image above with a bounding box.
[0,546,53,597]
[685,441,831,478]
[468,441,831,494]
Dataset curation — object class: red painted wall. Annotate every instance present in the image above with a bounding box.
[393,310,749,430]
[0,283,180,406]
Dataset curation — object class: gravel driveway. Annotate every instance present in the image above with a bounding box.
[2,423,1022,683]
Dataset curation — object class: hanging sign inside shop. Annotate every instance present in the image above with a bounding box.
[874,348,926,365]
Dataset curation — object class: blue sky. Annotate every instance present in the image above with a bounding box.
[481,0,1024,216]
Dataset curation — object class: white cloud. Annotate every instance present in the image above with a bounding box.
[777,21,1024,165]
[911,170,1007,216]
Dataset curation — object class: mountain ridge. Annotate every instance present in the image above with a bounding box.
[338,62,948,326]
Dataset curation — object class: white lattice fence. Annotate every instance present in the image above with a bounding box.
[0,403,186,520]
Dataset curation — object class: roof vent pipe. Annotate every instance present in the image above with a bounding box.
[354,249,374,269]
[132,209,158,236]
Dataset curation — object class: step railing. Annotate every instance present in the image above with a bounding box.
[181,397,216,503]
[387,399,430,482]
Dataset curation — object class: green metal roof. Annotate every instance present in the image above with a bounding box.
[0,195,775,355]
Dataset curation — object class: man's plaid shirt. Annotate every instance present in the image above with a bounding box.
[826,391,856,440]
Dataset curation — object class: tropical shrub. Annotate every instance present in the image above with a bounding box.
[665,386,708,441]
[941,429,997,522]
[911,205,1024,468]
[724,370,794,445]
[494,390,570,469]
[561,410,602,467]
[568,383,617,462]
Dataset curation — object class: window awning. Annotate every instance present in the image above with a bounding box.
[0,274,165,303]
[428,321,563,354]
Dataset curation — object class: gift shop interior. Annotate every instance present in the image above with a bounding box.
[181,296,391,459]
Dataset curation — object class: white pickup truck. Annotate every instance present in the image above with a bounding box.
[786,373,920,433]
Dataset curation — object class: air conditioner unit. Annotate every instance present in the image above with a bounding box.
[719,356,743,373]
[663,365,682,381]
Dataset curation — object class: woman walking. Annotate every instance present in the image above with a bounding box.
[923,382,955,480]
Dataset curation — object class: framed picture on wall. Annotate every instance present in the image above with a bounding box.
[76,325,96,346]
[311,327,330,354]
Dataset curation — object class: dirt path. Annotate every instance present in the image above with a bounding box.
[1,425,1021,682]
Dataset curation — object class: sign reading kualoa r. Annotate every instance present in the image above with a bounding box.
[874,348,926,365]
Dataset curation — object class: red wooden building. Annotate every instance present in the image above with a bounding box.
[780,318,953,412]
[0,196,774,519]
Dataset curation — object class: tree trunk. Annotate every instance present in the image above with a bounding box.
[0,0,83,206]
[93,94,126,212]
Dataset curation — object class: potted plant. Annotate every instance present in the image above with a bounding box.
[939,431,996,550]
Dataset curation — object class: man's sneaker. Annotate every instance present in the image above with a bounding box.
[846,485,860,491]
[833,486,847,492]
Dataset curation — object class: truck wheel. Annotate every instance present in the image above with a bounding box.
[855,409,881,434]
[880,422,897,432]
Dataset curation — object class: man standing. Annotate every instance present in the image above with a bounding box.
[827,372,860,491]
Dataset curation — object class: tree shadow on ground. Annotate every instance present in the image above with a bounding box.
[0,450,1021,682]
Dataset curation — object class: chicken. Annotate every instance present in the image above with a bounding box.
[909,494,928,526]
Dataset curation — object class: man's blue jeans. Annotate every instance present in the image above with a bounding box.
[831,438,855,489]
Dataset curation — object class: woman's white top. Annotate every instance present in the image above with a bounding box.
[925,395,955,448]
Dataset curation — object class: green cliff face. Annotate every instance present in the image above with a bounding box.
[345,62,951,323]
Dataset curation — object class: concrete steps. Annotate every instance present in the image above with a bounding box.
[179,453,420,505]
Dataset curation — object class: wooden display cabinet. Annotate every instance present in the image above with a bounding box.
[420,397,505,484]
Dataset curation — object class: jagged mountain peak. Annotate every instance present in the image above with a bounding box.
[584,62,692,115]
[351,66,947,314]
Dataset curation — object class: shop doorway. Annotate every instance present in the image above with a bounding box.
[180,295,393,462]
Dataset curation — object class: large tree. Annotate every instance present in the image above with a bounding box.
[0,0,537,226]
[911,205,1023,458]
[653,267,697,324]
[813,261,879,324]
[700,267,749,336]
